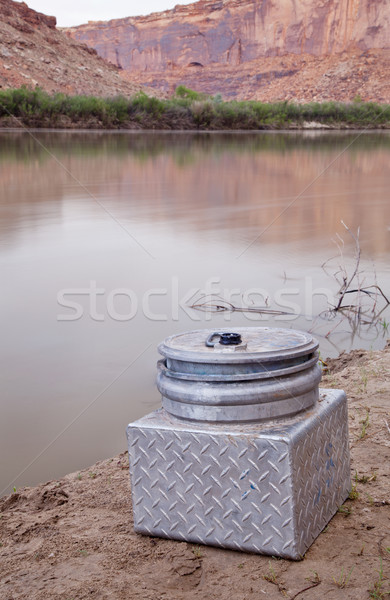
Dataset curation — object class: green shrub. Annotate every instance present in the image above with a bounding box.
[190,100,216,128]
[175,85,203,101]
[129,91,165,119]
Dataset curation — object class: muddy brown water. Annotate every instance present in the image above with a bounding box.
[0,130,389,495]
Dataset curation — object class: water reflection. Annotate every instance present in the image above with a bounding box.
[1,131,390,255]
[0,131,389,495]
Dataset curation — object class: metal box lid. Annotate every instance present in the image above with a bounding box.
[158,327,318,365]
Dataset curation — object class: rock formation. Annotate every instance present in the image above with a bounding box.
[0,0,151,96]
[66,0,390,101]
[68,0,390,70]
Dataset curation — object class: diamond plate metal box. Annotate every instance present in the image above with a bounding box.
[127,388,350,560]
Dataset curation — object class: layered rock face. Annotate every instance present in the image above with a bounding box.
[0,0,153,96]
[68,0,389,71]
[66,0,390,101]
[2,0,57,31]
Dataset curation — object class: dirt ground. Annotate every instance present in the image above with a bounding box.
[1,345,389,600]
[121,49,390,104]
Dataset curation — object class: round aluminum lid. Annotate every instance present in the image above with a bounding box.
[158,327,318,364]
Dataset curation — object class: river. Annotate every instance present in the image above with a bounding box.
[1,130,389,495]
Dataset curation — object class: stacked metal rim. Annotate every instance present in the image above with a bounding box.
[157,327,322,423]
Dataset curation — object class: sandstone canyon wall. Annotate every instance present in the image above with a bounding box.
[68,0,389,72]
[0,0,151,96]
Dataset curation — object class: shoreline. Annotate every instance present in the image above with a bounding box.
[1,119,390,131]
[2,126,390,134]
[1,345,389,598]
[1,88,389,132]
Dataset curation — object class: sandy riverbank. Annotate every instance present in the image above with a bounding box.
[1,345,389,599]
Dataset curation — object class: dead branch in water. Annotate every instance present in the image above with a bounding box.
[323,222,389,340]
[191,294,293,316]
[334,221,361,311]
[342,285,390,305]
[189,222,389,344]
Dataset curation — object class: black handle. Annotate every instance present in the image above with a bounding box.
[205,332,242,347]
[205,332,221,347]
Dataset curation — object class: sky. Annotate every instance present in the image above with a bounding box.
[16,0,195,27]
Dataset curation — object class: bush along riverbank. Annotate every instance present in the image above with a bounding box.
[0,86,390,130]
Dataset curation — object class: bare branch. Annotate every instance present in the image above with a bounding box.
[334,222,361,311]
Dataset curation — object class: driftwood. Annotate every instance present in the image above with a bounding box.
[191,295,292,317]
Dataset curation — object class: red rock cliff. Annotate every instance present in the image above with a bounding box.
[68,0,389,72]
[0,0,155,97]
[2,0,56,31]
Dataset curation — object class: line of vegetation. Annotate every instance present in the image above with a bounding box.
[0,86,389,130]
